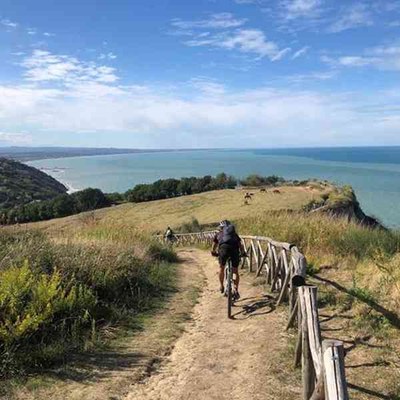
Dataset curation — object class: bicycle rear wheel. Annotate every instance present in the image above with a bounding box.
[227,260,233,319]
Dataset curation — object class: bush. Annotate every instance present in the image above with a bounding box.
[0,230,178,375]
[146,242,179,263]
[177,217,202,233]
[0,261,96,375]
[240,174,284,187]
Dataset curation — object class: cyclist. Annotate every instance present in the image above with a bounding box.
[164,226,175,244]
[211,220,245,299]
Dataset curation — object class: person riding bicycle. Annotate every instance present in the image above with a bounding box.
[211,220,245,299]
[164,226,175,243]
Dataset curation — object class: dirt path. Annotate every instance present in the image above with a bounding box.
[8,249,300,400]
[124,249,300,400]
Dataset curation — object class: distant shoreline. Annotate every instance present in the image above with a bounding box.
[3,145,400,162]
[0,147,218,162]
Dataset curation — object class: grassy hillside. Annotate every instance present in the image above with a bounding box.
[0,183,323,377]
[29,183,329,235]
[5,181,399,396]
[27,182,399,397]
[0,158,67,212]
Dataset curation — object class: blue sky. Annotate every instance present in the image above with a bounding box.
[1,0,400,148]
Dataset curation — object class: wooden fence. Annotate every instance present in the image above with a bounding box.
[159,231,349,400]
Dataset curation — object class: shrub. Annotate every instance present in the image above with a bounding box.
[177,217,202,233]
[0,261,96,375]
[240,174,284,187]
[146,242,179,263]
[0,229,178,375]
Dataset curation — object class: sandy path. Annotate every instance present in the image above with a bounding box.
[125,249,300,400]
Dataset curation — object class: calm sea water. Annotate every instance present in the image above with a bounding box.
[29,147,400,228]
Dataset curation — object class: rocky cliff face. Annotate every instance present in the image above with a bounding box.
[309,185,383,229]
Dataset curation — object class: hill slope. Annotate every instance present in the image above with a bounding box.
[0,158,67,211]
[7,182,400,399]
[30,184,328,234]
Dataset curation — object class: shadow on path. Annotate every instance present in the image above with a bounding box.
[39,349,155,384]
[232,295,275,320]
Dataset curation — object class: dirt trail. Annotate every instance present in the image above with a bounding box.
[125,249,300,400]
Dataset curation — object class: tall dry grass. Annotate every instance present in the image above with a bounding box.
[236,211,400,340]
[236,211,400,261]
[0,228,177,376]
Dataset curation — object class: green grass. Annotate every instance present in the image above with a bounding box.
[237,209,400,347]
[235,211,400,261]
[0,229,177,377]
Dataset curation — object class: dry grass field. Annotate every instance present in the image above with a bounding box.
[26,184,328,237]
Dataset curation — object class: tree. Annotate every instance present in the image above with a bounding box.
[52,194,76,218]
[72,188,109,212]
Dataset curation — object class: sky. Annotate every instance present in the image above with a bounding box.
[1,0,400,148]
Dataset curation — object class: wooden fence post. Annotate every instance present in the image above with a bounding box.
[322,340,349,400]
[249,243,254,272]
[299,288,316,399]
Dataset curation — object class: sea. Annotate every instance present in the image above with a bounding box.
[28,147,400,228]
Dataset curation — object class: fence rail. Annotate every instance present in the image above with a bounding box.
[158,231,349,400]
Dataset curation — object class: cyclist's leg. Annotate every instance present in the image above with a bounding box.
[231,251,241,293]
[232,267,240,291]
[219,265,225,292]
[218,245,229,292]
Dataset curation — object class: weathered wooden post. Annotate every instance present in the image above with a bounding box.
[249,242,254,272]
[322,340,349,400]
[299,287,316,399]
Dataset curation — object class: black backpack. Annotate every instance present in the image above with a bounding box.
[218,225,239,246]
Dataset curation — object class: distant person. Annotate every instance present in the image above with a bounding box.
[164,226,175,244]
[211,220,245,299]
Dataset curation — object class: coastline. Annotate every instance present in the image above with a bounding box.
[33,166,81,194]
[23,148,400,228]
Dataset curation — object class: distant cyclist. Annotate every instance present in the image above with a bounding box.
[164,226,175,244]
[211,220,245,299]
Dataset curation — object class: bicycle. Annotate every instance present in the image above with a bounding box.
[224,257,237,319]
[164,235,177,247]
[212,252,240,319]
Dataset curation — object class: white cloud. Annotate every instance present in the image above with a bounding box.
[291,46,309,59]
[281,0,322,20]
[286,70,337,82]
[21,50,119,83]
[190,77,226,96]
[338,56,377,67]
[99,52,117,60]
[186,29,290,60]
[234,0,258,4]
[27,28,37,35]
[1,19,18,29]
[171,13,247,30]
[0,132,32,144]
[1,73,399,147]
[43,32,55,37]
[328,3,373,33]
[325,44,400,71]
